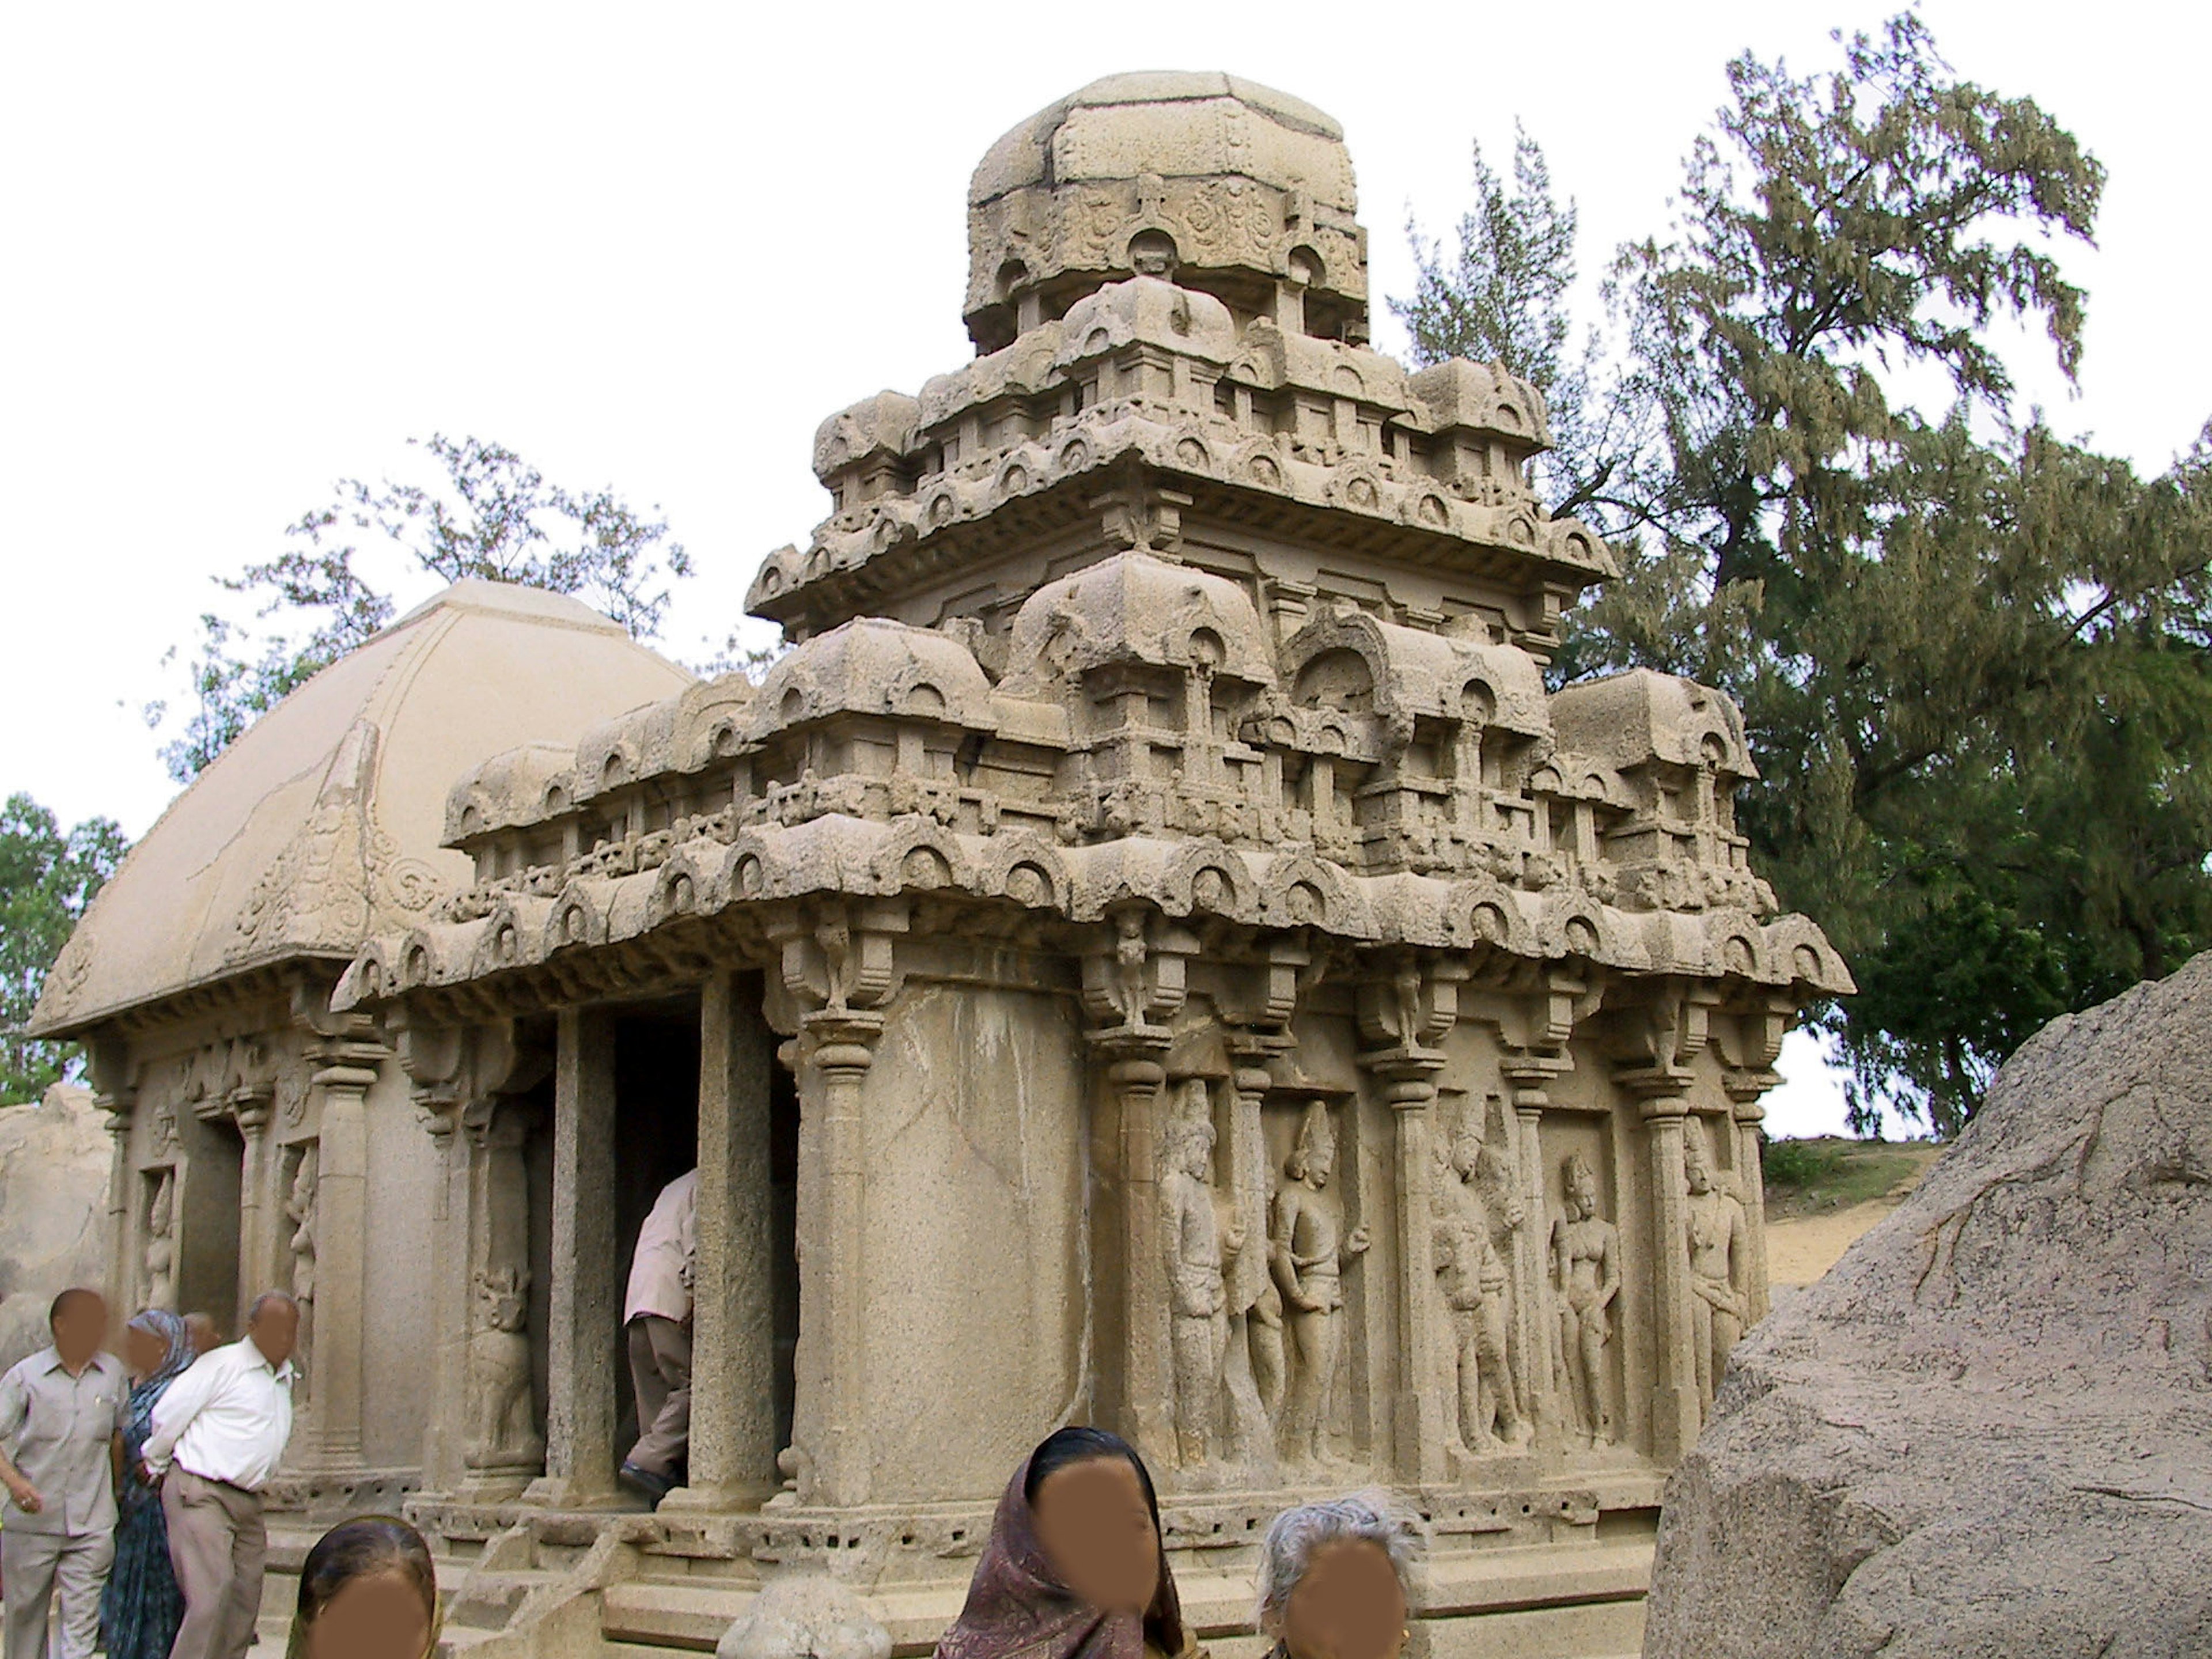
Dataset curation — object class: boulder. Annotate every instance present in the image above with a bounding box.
[717,1571,891,1659]
[1644,954,2212,1658]
[0,1084,111,1371]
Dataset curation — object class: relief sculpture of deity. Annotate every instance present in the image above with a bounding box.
[1551,1152,1621,1446]
[1270,1101,1367,1465]
[1683,1119,1748,1421]
[286,1147,319,1387]
[144,1170,176,1310]
[1160,1086,1243,1468]
[1431,1105,1529,1452]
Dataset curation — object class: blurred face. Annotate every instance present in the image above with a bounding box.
[124,1324,172,1379]
[185,1315,221,1355]
[52,1294,107,1368]
[1033,1456,1159,1618]
[249,1301,300,1369]
[306,1570,434,1659]
[1282,1539,1406,1659]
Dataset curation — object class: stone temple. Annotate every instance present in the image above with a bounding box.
[31,72,1851,1659]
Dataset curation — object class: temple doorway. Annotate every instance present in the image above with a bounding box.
[613,996,702,1473]
[175,1112,244,1330]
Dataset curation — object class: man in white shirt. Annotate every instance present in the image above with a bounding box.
[143,1291,300,1659]
[0,1288,127,1659]
[618,1168,696,1506]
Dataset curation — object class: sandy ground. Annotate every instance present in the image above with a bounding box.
[1765,1146,1948,1288]
[1766,1197,1910,1287]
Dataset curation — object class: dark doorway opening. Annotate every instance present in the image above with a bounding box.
[177,1113,245,1330]
[612,995,702,1471]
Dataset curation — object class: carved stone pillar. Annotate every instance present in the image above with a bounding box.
[292,1055,375,1472]
[665,971,778,1512]
[1356,955,1464,1483]
[1615,988,1711,1463]
[85,1039,138,1316]
[1717,998,1790,1328]
[766,900,905,1510]
[395,1015,548,1498]
[1081,910,1197,1474]
[529,1006,620,1506]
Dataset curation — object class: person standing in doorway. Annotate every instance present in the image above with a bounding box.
[618,1168,696,1508]
[0,1288,128,1659]
[142,1291,300,1659]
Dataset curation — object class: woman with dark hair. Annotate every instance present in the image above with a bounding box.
[100,1308,194,1659]
[935,1426,1194,1659]
[285,1514,441,1659]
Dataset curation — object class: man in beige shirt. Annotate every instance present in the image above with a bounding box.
[619,1168,696,1506]
[0,1288,128,1659]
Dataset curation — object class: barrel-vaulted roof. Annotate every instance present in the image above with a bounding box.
[29,580,692,1037]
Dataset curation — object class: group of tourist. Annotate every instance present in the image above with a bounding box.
[0,1289,440,1659]
[942,1426,1412,1659]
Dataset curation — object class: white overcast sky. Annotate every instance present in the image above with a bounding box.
[5,1,2205,1137]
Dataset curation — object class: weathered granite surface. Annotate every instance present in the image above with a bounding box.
[0,1084,109,1372]
[1644,953,2212,1658]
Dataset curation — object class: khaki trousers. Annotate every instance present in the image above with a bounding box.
[1,1525,113,1659]
[160,1469,264,1659]
[624,1315,692,1477]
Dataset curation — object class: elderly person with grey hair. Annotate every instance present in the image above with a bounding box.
[143,1290,301,1659]
[1253,1491,1416,1659]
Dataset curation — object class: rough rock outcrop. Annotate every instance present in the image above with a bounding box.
[0,1084,109,1371]
[717,1572,891,1659]
[1645,955,2212,1658]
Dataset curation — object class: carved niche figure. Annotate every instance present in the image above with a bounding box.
[1270,1101,1368,1464]
[144,1170,176,1309]
[467,1265,543,1470]
[1431,1104,1529,1451]
[1551,1152,1622,1446]
[286,1147,318,1382]
[1160,1085,1243,1468]
[1683,1119,1748,1420]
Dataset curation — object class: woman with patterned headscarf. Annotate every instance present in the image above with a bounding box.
[100,1308,194,1659]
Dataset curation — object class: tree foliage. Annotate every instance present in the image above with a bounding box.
[149,434,695,782]
[1,795,128,1103]
[1396,15,2212,1134]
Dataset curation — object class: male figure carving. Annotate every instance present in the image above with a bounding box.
[1683,1120,1748,1419]
[1432,1119,1528,1450]
[1270,1103,1368,1464]
[1161,1100,1242,1467]
[1551,1152,1621,1446]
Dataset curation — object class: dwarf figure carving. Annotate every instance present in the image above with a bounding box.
[1683,1119,1748,1421]
[1551,1152,1621,1446]
[1270,1101,1368,1464]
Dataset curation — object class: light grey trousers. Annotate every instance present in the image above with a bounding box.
[624,1314,692,1477]
[1,1525,113,1659]
[160,1469,265,1659]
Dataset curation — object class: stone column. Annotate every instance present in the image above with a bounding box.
[230,1090,279,1317]
[1724,1080,1772,1327]
[529,1006,620,1506]
[794,1009,881,1509]
[1638,1095,1700,1463]
[1101,1039,1174,1470]
[294,1059,374,1472]
[666,972,778,1511]
[1502,1070,1557,1445]
[1356,959,1463,1485]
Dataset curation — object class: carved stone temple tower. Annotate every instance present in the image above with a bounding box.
[335,73,1853,1657]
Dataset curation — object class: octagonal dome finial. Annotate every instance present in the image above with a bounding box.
[965,71,1367,354]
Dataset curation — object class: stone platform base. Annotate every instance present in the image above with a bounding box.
[382,1472,1658,1659]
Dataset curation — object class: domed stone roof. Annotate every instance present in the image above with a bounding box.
[29,580,692,1037]
[964,71,1367,352]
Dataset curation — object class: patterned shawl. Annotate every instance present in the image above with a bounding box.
[934,1456,1187,1659]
